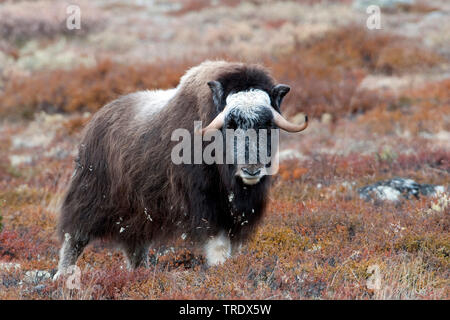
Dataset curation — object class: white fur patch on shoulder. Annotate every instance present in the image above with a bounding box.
[224,89,271,119]
[204,232,231,266]
[134,88,177,119]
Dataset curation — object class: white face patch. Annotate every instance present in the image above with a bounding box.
[204,232,231,266]
[224,89,272,121]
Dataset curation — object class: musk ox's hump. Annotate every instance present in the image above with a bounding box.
[132,89,178,119]
[179,60,234,85]
[180,60,274,94]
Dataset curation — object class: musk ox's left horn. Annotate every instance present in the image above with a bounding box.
[272,110,308,133]
[196,111,225,135]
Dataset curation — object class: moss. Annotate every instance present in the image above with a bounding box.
[395,235,449,258]
[249,225,310,260]
[0,187,50,208]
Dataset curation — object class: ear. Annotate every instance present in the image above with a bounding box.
[271,84,290,112]
[207,80,225,112]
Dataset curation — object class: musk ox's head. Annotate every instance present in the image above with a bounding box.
[202,78,307,187]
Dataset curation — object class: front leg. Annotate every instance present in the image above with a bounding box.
[231,241,243,255]
[53,232,88,281]
[122,242,150,270]
[204,232,231,266]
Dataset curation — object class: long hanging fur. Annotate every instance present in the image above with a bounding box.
[57,60,278,267]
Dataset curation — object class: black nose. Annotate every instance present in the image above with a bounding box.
[242,168,261,176]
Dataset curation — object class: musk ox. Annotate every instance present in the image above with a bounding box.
[55,60,307,278]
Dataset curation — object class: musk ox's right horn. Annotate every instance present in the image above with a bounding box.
[272,110,308,133]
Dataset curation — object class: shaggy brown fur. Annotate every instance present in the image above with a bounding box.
[56,61,282,271]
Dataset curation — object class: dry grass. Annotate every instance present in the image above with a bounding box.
[0,59,192,119]
[358,79,450,135]
[168,0,241,16]
[1,24,445,120]
[1,55,377,119]
[0,0,105,44]
[290,25,444,74]
[389,1,438,14]
[0,0,448,300]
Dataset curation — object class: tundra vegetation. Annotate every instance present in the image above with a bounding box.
[0,0,448,299]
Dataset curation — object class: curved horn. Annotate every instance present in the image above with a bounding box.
[196,111,226,135]
[272,110,308,132]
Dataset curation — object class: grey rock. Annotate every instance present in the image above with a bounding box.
[358,178,445,202]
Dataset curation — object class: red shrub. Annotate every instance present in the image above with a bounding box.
[0,59,193,118]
